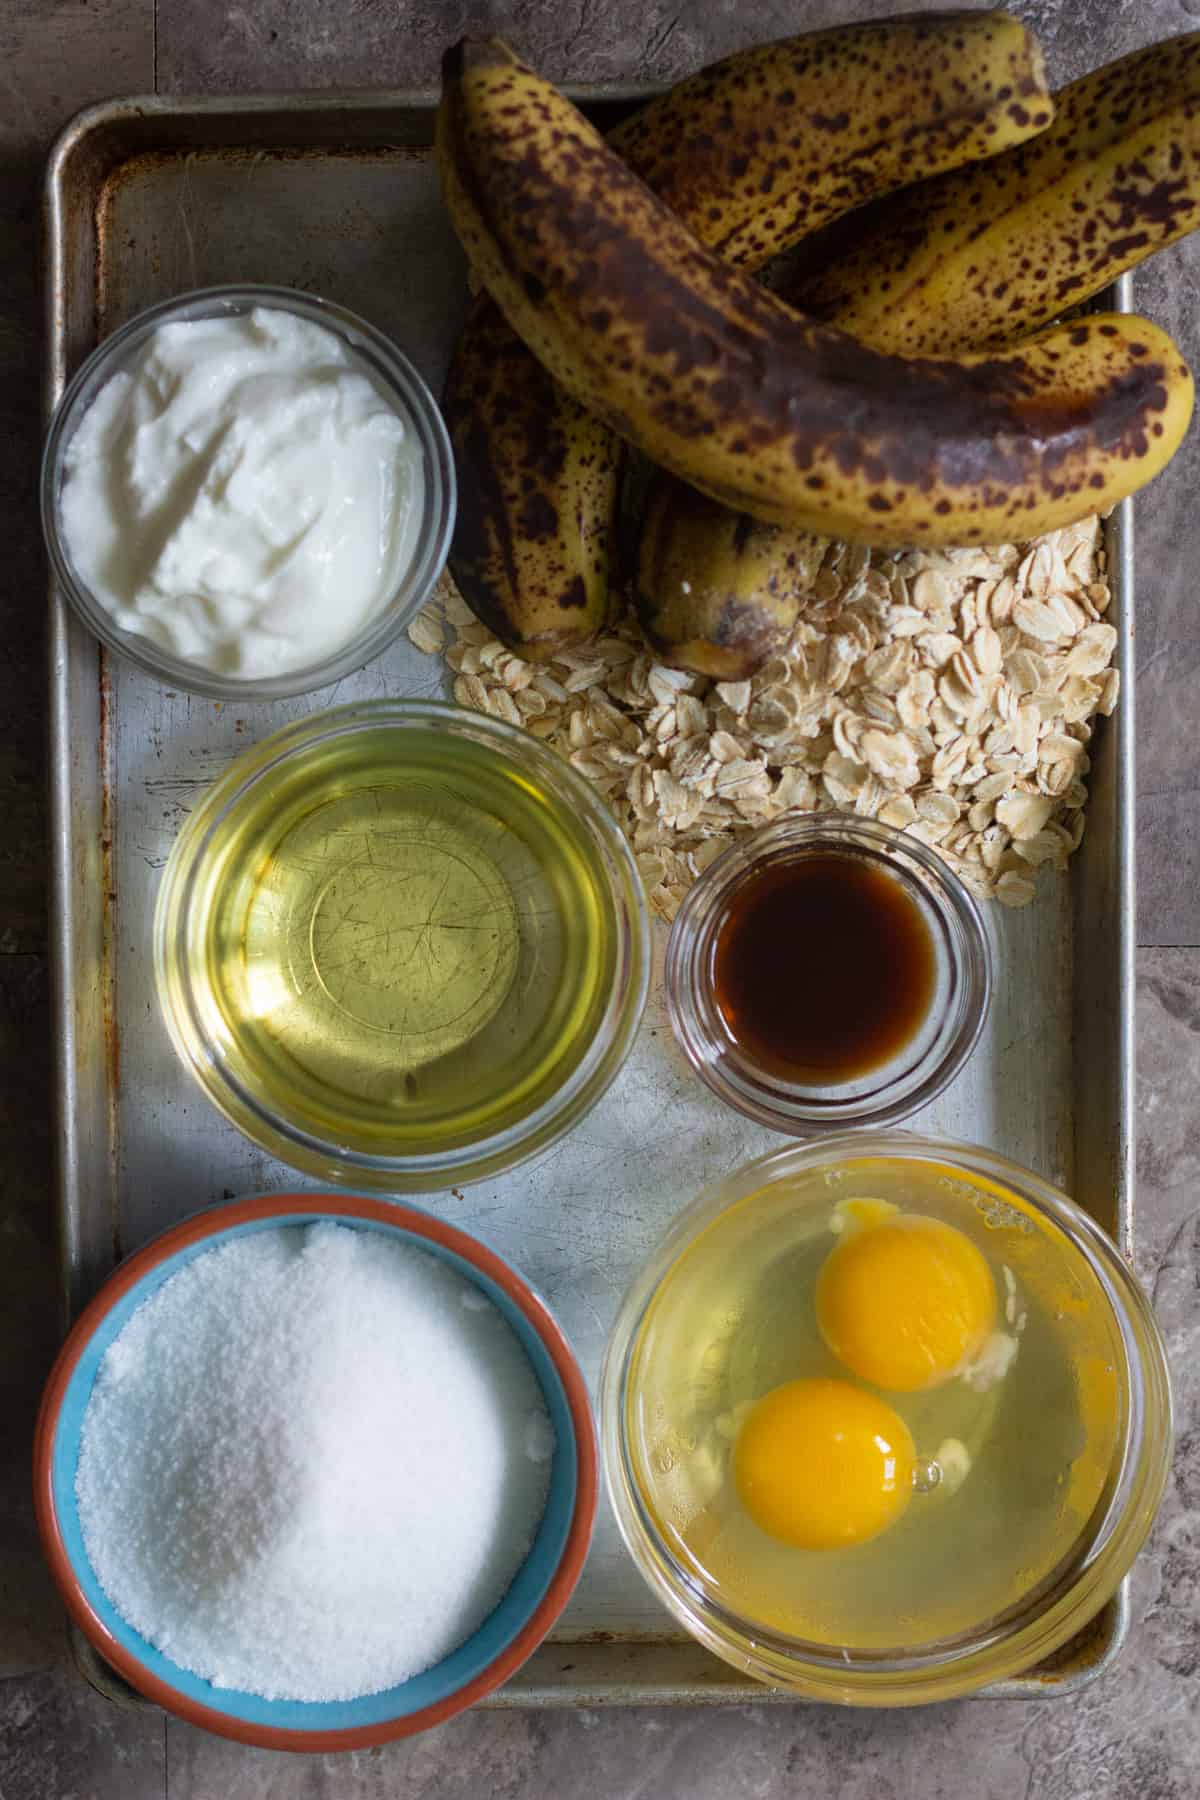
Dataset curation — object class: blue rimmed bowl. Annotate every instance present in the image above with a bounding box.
[34,1192,597,1751]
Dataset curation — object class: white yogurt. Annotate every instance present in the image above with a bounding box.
[59,306,426,680]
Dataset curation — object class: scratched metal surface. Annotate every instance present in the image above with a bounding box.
[45,94,1134,1702]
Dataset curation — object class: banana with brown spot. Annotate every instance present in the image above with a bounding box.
[437,38,1193,549]
[443,294,621,660]
[784,32,1200,353]
[609,9,1051,273]
[636,474,829,679]
[444,10,1055,653]
[644,33,1200,677]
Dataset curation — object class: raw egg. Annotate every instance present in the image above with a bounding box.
[734,1376,915,1550]
[817,1207,996,1392]
[622,1156,1118,1654]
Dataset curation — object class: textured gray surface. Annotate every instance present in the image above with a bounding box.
[3,2,1200,1795]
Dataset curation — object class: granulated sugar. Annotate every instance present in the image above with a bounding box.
[75,1223,555,1701]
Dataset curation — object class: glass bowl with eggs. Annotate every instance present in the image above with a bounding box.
[40,284,455,700]
[600,1132,1171,1705]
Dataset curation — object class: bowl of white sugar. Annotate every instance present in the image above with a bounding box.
[33,1193,595,1750]
[41,286,455,699]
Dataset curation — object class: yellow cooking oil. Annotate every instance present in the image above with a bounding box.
[184,721,621,1155]
[626,1157,1125,1651]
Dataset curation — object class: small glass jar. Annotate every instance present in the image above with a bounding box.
[664,813,991,1132]
[40,284,455,701]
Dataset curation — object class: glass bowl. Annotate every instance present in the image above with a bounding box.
[600,1132,1172,1706]
[154,699,650,1190]
[664,813,991,1132]
[34,1191,597,1749]
[41,284,455,700]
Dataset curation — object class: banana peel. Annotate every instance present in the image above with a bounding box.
[444,10,1055,655]
[438,38,1192,550]
[636,474,828,678]
[443,293,620,660]
[785,31,1200,352]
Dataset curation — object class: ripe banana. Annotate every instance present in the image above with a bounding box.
[438,38,1193,549]
[443,292,621,658]
[636,474,828,679]
[643,33,1200,676]
[784,31,1200,353]
[607,10,1050,273]
[445,11,1055,654]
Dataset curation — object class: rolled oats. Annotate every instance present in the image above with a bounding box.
[1013,598,1066,643]
[996,870,1038,908]
[406,607,445,655]
[996,793,1055,840]
[418,517,1114,920]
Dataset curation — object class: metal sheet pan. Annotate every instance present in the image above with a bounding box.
[44,91,1136,1706]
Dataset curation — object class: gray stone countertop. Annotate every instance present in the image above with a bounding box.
[2,2,1199,1795]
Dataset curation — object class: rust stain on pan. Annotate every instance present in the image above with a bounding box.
[1030,1600,1119,1682]
[95,144,437,312]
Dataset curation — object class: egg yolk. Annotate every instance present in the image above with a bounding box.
[734,1377,915,1550]
[816,1212,997,1393]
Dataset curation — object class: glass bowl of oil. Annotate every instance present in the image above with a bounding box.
[154,699,650,1189]
[664,813,991,1132]
[601,1132,1172,1705]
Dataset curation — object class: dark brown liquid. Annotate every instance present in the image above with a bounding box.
[712,852,936,1083]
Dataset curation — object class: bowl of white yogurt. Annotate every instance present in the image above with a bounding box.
[41,286,456,699]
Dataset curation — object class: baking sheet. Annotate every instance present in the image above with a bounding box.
[44,91,1135,1704]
